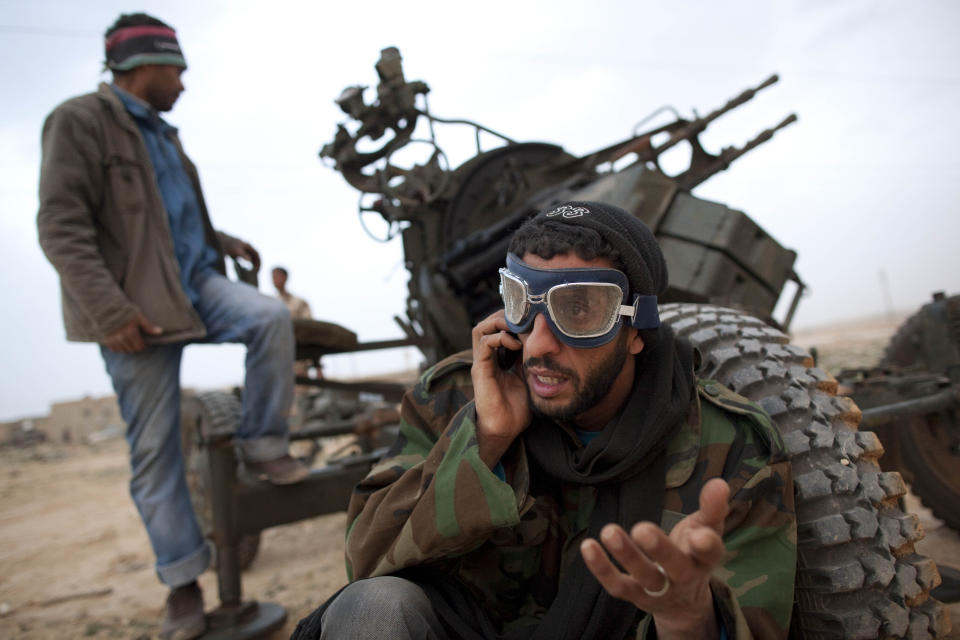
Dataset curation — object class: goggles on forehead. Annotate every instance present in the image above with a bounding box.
[499,253,660,348]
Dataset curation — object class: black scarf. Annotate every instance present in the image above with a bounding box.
[517,326,694,640]
[291,327,695,640]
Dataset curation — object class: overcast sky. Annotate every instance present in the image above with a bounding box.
[2,0,958,421]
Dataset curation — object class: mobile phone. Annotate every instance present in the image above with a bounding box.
[496,332,520,370]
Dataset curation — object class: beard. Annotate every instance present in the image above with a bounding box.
[145,87,179,112]
[525,330,630,424]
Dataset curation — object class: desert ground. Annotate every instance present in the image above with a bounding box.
[1,313,957,639]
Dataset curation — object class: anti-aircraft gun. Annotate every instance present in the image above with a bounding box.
[321,47,802,365]
[315,47,953,638]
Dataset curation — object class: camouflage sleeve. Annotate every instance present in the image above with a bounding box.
[344,353,529,581]
[642,387,797,640]
[707,397,796,640]
[711,453,796,639]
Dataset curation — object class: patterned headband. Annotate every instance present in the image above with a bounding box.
[104,25,187,71]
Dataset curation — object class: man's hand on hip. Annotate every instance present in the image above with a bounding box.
[581,478,731,640]
[103,313,163,353]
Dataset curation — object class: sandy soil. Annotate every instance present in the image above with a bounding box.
[0,439,351,638]
[1,313,957,639]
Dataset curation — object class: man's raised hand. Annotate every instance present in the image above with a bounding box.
[470,310,530,468]
[580,478,731,640]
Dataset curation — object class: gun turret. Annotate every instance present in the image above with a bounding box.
[320,50,802,362]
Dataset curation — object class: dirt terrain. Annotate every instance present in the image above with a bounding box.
[1,313,957,639]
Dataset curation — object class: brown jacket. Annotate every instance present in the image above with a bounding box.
[38,83,232,344]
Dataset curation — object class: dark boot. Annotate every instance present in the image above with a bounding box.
[159,581,206,640]
[244,453,311,484]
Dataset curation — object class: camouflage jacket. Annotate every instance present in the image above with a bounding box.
[344,351,796,639]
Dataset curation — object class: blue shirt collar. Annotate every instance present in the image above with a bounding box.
[110,84,177,134]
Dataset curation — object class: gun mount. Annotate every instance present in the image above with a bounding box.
[321,46,802,365]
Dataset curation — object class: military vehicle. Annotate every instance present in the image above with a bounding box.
[182,48,955,638]
[837,292,960,533]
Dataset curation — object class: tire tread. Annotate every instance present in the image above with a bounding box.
[661,303,947,639]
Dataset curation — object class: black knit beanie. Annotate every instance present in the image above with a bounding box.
[531,201,667,298]
[104,17,187,71]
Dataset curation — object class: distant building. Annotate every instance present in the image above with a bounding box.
[0,416,47,446]
[34,395,126,444]
[1,387,215,446]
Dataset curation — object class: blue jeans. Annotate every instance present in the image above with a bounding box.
[101,271,295,587]
[320,577,448,640]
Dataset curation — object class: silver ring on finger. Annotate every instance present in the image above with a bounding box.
[642,561,670,597]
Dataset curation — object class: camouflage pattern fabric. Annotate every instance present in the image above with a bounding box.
[344,351,796,639]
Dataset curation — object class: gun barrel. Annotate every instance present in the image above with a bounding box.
[676,113,798,191]
[654,74,782,158]
[757,74,779,91]
[734,114,798,156]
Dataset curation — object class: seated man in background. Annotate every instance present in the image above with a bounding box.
[294,201,797,640]
[272,265,319,427]
[272,266,313,321]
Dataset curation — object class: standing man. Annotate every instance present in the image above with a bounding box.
[37,13,308,640]
[294,201,797,639]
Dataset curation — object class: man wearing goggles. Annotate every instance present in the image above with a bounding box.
[305,202,795,640]
[499,252,661,349]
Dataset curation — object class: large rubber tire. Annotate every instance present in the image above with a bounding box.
[898,412,960,533]
[661,304,949,639]
[180,391,262,572]
[880,301,960,533]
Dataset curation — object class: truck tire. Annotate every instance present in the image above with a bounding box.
[880,296,960,533]
[898,412,960,533]
[881,309,926,369]
[661,304,949,639]
[180,391,262,572]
